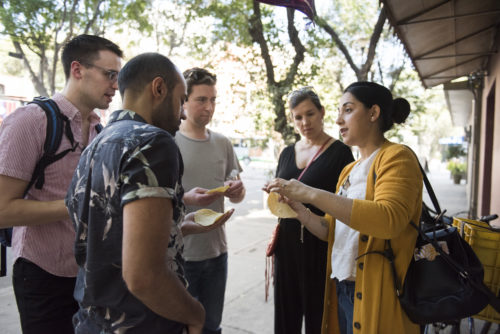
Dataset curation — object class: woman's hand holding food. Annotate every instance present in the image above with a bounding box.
[265,178,314,204]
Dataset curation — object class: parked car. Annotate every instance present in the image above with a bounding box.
[232,138,251,165]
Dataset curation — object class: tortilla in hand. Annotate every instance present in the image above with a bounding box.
[267,192,297,218]
[206,185,230,194]
[194,209,225,226]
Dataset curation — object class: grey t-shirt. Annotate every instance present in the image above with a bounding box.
[175,129,242,261]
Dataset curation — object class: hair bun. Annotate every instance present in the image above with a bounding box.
[392,98,410,124]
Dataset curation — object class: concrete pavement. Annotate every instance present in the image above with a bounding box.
[0,160,278,334]
[0,159,484,333]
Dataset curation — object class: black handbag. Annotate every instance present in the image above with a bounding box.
[366,151,500,325]
[398,220,490,324]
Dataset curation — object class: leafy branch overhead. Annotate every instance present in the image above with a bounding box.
[314,8,387,81]
[201,0,397,143]
[0,0,152,96]
[0,0,411,146]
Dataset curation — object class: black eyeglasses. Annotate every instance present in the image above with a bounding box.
[81,62,119,83]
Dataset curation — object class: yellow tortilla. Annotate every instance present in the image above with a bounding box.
[206,185,229,194]
[267,192,297,218]
[194,209,224,226]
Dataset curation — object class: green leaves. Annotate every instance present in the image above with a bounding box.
[0,0,153,95]
[0,0,444,150]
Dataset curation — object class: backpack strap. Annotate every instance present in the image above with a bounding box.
[24,97,78,196]
[95,123,103,133]
[1,98,99,249]
[1,98,104,248]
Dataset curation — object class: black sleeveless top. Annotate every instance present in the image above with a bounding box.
[276,140,354,213]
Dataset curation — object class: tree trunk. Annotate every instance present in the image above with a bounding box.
[249,1,304,145]
[14,42,49,97]
[315,7,387,82]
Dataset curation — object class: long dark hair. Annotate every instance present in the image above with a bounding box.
[344,81,410,133]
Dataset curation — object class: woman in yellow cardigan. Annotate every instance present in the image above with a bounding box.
[265,81,423,334]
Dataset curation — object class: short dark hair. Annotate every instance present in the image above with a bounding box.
[61,34,123,79]
[287,86,323,110]
[118,53,179,98]
[183,68,217,98]
[344,81,411,133]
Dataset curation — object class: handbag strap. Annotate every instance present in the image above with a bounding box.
[297,137,331,181]
[410,221,467,275]
[404,145,442,216]
[469,275,500,312]
[361,145,500,311]
[358,146,447,296]
[373,146,442,221]
[361,222,474,299]
[410,221,500,313]
[356,240,402,296]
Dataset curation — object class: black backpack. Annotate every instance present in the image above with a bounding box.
[0,97,102,248]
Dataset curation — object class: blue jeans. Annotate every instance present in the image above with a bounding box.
[184,253,228,334]
[335,279,355,334]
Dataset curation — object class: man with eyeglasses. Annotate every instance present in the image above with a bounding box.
[0,34,122,334]
[175,67,246,334]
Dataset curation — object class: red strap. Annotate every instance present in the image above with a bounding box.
[297,137,331,181]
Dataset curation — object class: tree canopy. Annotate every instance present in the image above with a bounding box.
[0,0,151,96]
[0,0,443,155]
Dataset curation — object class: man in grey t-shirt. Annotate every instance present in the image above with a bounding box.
[175,68,245,334]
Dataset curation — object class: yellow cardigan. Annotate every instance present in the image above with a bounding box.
[321,141,423,334]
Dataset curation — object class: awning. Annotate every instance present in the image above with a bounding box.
[381,0,500,88]
[443,80,474,127]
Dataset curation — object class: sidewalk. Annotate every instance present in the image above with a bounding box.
[422,160,469,217]
[0,160,473,334]
[0,162,277,334]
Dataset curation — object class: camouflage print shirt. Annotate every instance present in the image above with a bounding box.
[66,110,187,334]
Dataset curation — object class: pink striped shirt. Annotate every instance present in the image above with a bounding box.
[0,93,101,277]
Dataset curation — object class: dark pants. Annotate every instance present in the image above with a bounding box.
[185,253,228,334]
[13,258,78,334]
[274,220,327,334]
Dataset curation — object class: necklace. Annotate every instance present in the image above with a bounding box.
[297,136,332,243]
[342,175,351,192]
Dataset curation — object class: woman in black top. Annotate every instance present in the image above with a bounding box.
[273,87,354,334]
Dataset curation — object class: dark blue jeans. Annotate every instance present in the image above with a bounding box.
[335,279,355,334]
[184,252,228,334]
[12,258,78,334]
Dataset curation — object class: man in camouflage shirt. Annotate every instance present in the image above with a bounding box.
[66,53,220,334]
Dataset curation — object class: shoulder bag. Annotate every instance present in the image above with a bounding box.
[364,150,500,324]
